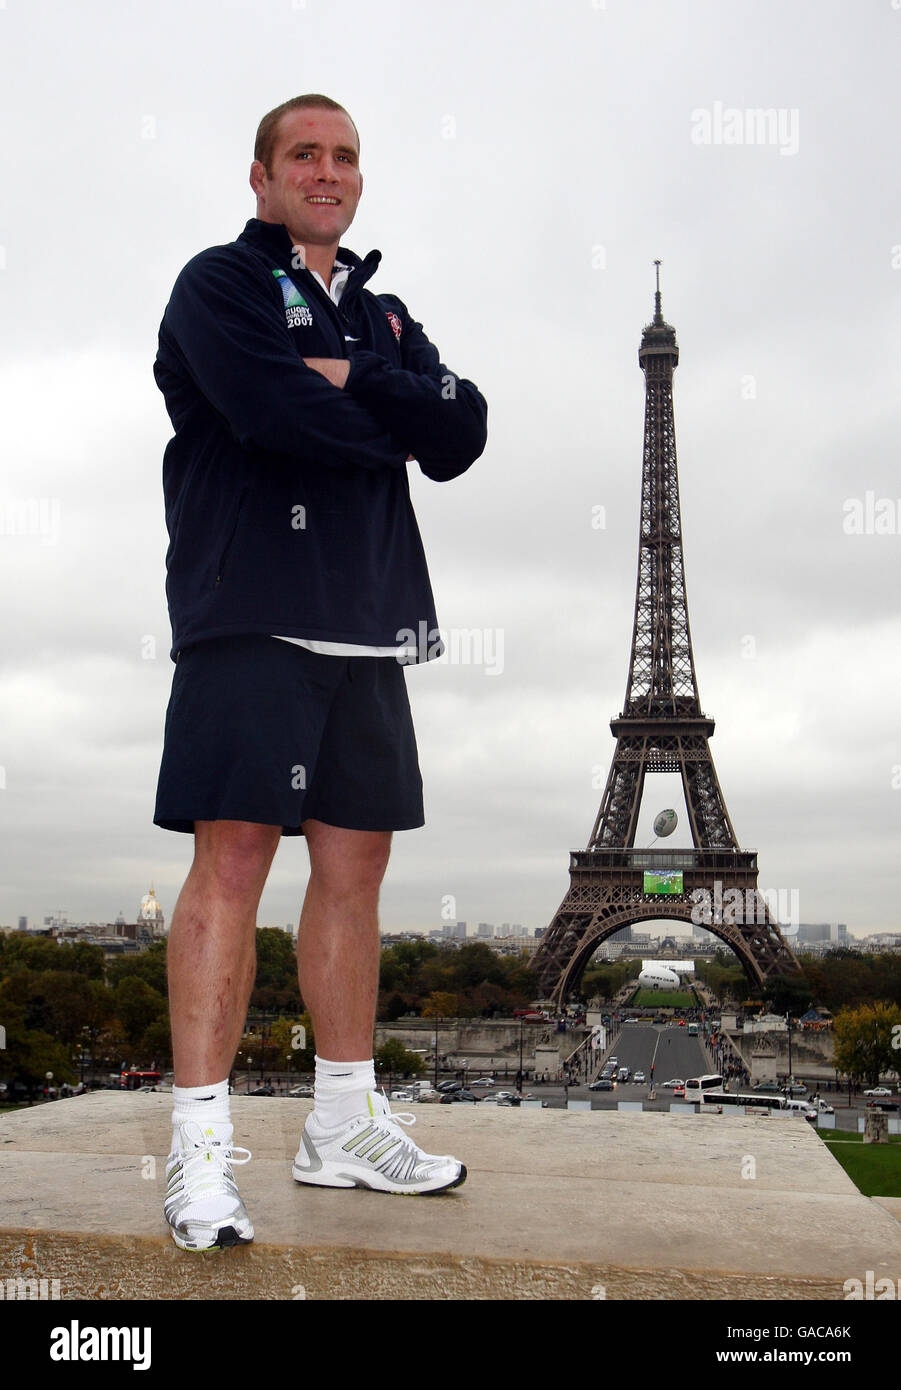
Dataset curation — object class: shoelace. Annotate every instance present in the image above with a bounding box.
[173,1121,252,1183]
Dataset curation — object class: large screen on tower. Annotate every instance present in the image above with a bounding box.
[643,870,683,895]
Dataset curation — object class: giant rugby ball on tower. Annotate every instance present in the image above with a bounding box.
[653,809,678,838]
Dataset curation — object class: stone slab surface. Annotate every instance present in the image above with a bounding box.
[1,1093,899,1300]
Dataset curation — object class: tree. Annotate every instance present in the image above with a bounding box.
[114,977,167,1047]
[374,1037,425,1078]
[106,940,168,996]
[422,991,459,1018]
[141,1015,173,1069]
[270,1013,315,1073]
[0,1001,75,1088]
[832,1002,901,1087]
[254,928,297,992]
[762,974,814,1018]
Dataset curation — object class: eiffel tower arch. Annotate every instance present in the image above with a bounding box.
[531,266,803,1007]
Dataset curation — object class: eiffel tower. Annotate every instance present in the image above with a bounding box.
[531,265,802,1006]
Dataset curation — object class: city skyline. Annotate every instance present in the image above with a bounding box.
[1,2,899,942]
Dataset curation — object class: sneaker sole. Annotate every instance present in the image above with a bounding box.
[168,1223,255,1252]
[292,1161,467,1196]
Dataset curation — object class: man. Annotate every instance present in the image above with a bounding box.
[153,95,487,1251]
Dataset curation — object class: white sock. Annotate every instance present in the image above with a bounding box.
[313,1055,376,1129]
[170,1078,231,1154]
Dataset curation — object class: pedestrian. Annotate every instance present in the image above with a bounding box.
[155,94,487,1252]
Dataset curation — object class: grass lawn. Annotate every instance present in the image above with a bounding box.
[631,989,695,1008]
[818,1130,901,1198]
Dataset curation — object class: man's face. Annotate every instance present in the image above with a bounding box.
[250,107,363,250]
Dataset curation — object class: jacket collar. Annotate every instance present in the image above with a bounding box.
[237,218,381,294]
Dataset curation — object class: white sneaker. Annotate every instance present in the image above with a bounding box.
[164,1120,254,1251]
[292,1090,466,1195]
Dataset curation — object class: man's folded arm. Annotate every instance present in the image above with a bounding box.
[157,250,409,473]
[343,299,487,482]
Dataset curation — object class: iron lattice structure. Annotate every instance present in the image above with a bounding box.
[531,267,802,1005]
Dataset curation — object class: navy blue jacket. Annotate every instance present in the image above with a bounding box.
[154,218,487,660]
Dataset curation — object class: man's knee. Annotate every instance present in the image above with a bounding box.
[193,819,282,894]
[304,822,392,899]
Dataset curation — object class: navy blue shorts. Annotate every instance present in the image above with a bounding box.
[153,635,424,835]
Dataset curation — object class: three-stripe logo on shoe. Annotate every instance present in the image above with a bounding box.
[341,1123,402,1165]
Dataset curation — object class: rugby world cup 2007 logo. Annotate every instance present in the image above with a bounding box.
[273,269,313,328]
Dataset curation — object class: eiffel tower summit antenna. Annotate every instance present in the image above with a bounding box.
[531,266,802,1005]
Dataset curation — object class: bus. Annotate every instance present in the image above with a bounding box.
[698,1090,786,1111]
[687,1022,699,1036]
[119,1070,161,1091]
[683,1074,723,1103]
[698,1091,817,1120]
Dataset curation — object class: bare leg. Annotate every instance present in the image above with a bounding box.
[297,820,392,1060]
[168,820,281,1086]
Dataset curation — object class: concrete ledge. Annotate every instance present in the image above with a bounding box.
[1,1094,900,1300]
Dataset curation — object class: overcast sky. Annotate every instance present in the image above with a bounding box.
[0,0,898,946]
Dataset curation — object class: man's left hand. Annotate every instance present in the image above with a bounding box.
[303,357,350,389]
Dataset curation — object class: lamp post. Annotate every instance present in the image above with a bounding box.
[433,1017,439,1089]
[247,1058,253,1094]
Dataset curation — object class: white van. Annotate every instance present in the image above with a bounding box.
[784,1099,817,1121]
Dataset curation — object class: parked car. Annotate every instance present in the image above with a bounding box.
[289,1084,314,1097]
[469,1078,496,1088]
[753,1082,782,1094]
[390,1090,415,1102]
[864,1087,893,1097]
[440,1088,480,1103]
[250,1086,274,1096]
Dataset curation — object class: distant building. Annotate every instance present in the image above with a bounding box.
[476,922,495,938]
[796,922,848,944]
[138,886,166,940]
[859,932,901,950]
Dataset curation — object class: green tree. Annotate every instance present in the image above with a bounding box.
[422,991,459,1018]
[254,928,297,991]
[270,1013,315,1074]
[114,977,167,1048]
[374,1037,425,1079]
[0,1001,75,1088]
[832,1002,901,1087]
[106,940,168,996]
[140,1015,173,1069]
